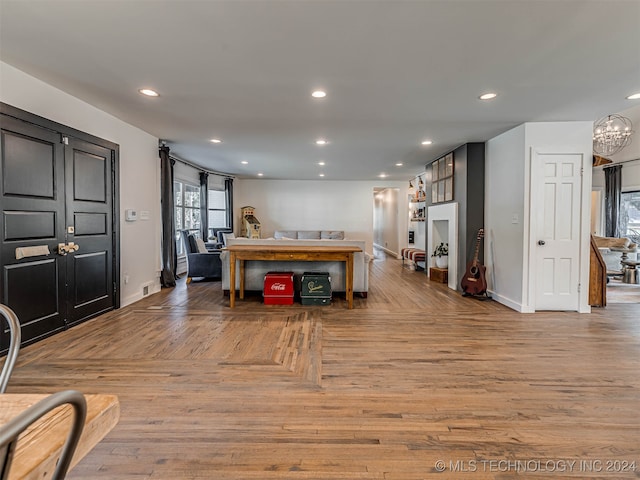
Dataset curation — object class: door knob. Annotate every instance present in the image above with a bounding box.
[58,242,80,255]
[538,240,546,246]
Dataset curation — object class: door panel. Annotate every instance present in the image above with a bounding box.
[65,137,114,326]
[1,117,66,349]
[4,259,61,339]
[2,130,56,198]
[535,152,582,310]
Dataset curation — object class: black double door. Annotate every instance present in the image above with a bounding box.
[1,108,119,350]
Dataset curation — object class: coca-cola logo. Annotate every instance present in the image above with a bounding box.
[270,283,287,291]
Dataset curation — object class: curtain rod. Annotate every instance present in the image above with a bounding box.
[168,153,235,179]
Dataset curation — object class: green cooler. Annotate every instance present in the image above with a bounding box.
[300,272,332,305]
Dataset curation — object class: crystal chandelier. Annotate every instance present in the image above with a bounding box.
[593,114,634,156]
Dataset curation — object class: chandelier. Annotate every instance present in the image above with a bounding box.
[593,114,634,156]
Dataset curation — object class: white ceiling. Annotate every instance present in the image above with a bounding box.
[1,0,639,180]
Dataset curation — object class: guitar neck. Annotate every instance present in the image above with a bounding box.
[472,236,482,266]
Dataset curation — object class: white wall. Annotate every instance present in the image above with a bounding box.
[485,124,526,309]
[0,62,161,306]
[485,121,593,313]
[376,188,401,256]
[234,179,407,255]
[523,122,593,313]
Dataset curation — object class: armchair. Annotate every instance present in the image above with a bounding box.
[180,230,222,283]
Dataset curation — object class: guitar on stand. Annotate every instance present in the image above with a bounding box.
[461,228,489,299]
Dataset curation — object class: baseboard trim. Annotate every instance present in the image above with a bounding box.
[487,290,534,313]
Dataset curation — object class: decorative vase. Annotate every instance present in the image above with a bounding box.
[435,255,448,269]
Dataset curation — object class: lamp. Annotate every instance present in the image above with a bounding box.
[593,114,634,156]
[418,176,424,189]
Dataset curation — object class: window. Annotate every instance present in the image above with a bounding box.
[208,189,227,236]
[174,180,201,255]
[620,190,640,245]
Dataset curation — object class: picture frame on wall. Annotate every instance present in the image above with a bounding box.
[430,153,454,204]
[445,153,453,177]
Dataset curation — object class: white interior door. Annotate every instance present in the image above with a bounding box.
[534,152,582,310]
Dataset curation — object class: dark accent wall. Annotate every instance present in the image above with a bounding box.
[426,142,485,290]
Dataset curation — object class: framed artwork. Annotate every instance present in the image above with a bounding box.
[430,153,454,203]
[432,160,440,181]
[445,153,453,177]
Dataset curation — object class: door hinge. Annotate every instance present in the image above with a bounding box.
[61,135,69,145]
[580,167,584,176]
[577,283,581,292]
[113,282,117,294]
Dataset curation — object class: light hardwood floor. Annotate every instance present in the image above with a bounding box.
[8,251,640,479]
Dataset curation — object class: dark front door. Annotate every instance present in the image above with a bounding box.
[1,109,118,349]
[64,137,115,326]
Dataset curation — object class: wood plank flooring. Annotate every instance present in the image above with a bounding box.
[7,251,640,479]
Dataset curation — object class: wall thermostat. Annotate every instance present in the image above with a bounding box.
[125,209,138,222]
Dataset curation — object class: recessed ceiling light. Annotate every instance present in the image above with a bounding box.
[210,138,222,144]
[318,161,325,166]
[316,139,328,145]
[241,161,248,165]
[139,88,159,97]
[257,173,264,177]
[421,140,433,146]
[378,173,387,178]
[479,92,497,100]
[627,92,640,100]
[319,173,325,177]
[395,162,403,167]
[312,90,327,98]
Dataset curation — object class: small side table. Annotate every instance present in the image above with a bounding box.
[609,246,633,272]
[621,260,639,284]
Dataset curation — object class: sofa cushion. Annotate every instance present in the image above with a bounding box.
[222,232,235,245]
[274,230,298,239]
[321,230,344,240]
[187,234,199,253]
[298,231,321,240]
[195,237,209,253]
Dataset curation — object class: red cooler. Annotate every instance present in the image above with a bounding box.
[263,272,295,305]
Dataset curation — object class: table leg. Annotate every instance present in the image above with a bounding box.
[229,252,236,308]
[239,259,245,300]
[346,253,354,309]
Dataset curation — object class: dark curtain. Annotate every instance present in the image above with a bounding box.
[225,178,234,230]
[160,146,177,287]
[604,164,622,237]
[199,172,209,240]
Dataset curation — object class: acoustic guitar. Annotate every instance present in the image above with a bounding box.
[461,228,488,296]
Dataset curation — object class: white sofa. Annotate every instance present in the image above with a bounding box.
[221,236,371,296]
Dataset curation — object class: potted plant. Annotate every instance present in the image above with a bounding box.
[432,242,449,268]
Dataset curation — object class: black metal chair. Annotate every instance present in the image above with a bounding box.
[0,304,21,394]
[0,390,87,480]
[180,230,222,283]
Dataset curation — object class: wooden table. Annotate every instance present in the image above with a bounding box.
[226,244,362,309]
[0,393,120,479]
